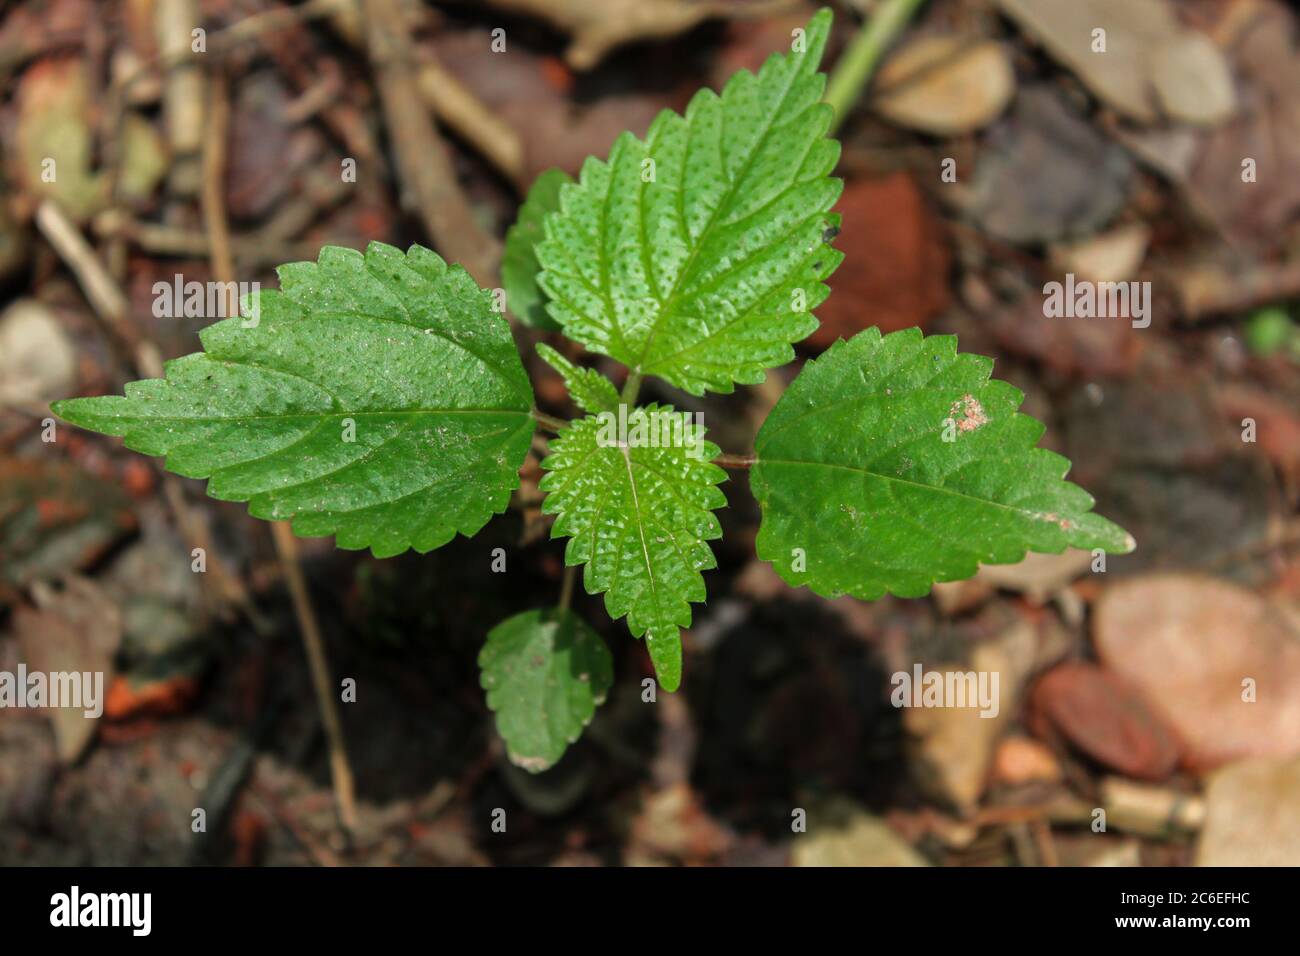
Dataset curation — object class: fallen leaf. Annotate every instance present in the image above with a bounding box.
[1029,661,1181,780]
[11,576,122,763]
[807,172,950,348]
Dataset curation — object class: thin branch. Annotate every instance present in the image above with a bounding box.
[362,0,501,286]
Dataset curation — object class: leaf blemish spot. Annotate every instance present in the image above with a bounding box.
[945,393,989,433]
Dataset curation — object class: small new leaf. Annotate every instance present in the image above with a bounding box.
[502,168,572,330]
[751,328,1134,599]
[479,608,613,772]
[536,342,620,415]
[537,8,843,396]
[53,243,535,557]
[539,406,727,690]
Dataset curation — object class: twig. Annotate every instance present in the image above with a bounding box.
[823,0,929,135]
[415,57,526,186]
[323,3,525,186]
[363,0,501,286]
[199,71,358,837]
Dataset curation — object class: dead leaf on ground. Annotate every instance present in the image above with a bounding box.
[11,576,122,763]
[807,172,950,349]
[996,0,1236,126]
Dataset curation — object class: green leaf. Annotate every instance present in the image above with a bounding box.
[539,405,727,690]
[502,168,572,330]
[751,328,1135,600]
[479,608,613,772]
[537,8,843,396]
[536,342,620,415]
[52,242,535,558]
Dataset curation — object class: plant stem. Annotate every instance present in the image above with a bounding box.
[621,372,643,406]
[714,452,756,470]
[558,564,576,610]
[823,0,928,135]
[530,407,569,433]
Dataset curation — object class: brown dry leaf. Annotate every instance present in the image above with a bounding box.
[1094,574,1300,770]
[12,576,122,763]
[807,172,950,349]
[873,35,1015,136]
[1182,3,1300,244]
[996,0,1235,126]
[0,459,137,591]
[791,798,929,866]
[1028,661,1181,780]
[13,57,107,221]
[1218,384,1300,479]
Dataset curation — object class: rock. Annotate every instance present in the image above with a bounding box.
[1196,756,1300,866]
[807,173,950,348]
[1049,223,1150,285]
[992,735,1063,786]
[905,620,1039,813]
[1150,33,1237,126]
[1094,575,1300,770]
[791,799,929,867]
[967,87,1132,244]
[0,300,77,407]
[1028,661,1181,780]
[873,35,1015,136]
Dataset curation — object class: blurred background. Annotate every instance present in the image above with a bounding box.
[1,0,1298,866]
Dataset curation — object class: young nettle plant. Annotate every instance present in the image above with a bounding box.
[53,10,1132,772]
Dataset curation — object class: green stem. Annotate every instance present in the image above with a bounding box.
[823,0,928,136]
[558,564,576,610]
[621,372,642,406]
[530,407,569,433]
